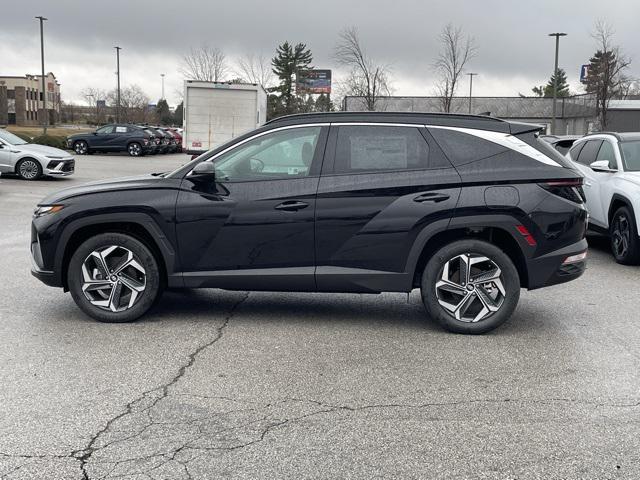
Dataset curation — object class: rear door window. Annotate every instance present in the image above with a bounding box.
[568,141,585,161]
[576,140,603,165]
[333,125,431,174]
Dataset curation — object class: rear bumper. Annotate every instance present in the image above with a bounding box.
[527,238,588,289]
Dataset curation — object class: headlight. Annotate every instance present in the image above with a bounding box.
[33,204,64,218]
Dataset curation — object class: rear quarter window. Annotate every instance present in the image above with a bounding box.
[428,128,509,166]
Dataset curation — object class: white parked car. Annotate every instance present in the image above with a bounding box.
[0,129,75,180]
[567,132,640,264]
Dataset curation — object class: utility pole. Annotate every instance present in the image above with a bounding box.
[35,16,47,135]
[548,32,567,135]
[466,72,478,114]
[160,73,165,100]
[114,46,121,123]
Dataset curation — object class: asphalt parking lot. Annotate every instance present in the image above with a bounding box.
[1,153,639,479]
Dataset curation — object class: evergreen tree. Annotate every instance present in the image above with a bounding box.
[531,68,570,97]
[173,101,184,126]
[314,93,334,112]
[155,99,173,125]
[271,41,313,115]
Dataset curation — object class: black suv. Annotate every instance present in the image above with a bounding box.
[67,124,153,157]
[33,113,588,333]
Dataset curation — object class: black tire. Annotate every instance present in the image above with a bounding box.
[610,206,640,265]
[420,239,520,334]
[68,233,162,323]
[16,158,43,180]
[128,142,144,157]
[74,140,89,155]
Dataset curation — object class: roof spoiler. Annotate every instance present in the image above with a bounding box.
[509,121,545,135]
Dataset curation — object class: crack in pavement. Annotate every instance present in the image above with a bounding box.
[69,291,250,480]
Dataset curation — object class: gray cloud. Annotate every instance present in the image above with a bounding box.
[1,0,639,106]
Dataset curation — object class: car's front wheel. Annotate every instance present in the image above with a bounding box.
[610,206,640,265]
[128,142,143,157]
[421,239,520,334]
[68,233,162,323]
[74,140,89,155]
[16,158,43,180]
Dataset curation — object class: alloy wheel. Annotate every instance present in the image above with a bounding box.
[19,160,40,179]
[128,143,141,156]
[435,253,506,323]
[74,141,88,154]
[81,245,146,312]
[612,213,630,259]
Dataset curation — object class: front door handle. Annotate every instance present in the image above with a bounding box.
[413,192,450,203]
[274,200,309,211]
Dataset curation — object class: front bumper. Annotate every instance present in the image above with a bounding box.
[527,238,588,289]
[45,158,75,176]
[30,232,60,287]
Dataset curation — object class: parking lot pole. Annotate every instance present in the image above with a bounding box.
[466,73,477,114]
[35,16,47,135]
[115,46,121,123]
[548,33,567,135]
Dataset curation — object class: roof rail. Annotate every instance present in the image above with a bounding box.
[584,131,623,141]
[264,111,506,125]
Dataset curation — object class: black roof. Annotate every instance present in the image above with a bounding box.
[265,111,542,134]
[584,131,640,142]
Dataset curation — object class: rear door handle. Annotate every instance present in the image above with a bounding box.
[274,200,309,211]
[584,181,592,187]
[413,192,450,203]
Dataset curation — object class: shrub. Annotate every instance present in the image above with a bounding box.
[31,134,68,150]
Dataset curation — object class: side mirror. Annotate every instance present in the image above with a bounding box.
[189,161,216,182]
[92,131,98,135]
[590,160,616,173]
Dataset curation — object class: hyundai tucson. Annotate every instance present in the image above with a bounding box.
[32,112,588,333]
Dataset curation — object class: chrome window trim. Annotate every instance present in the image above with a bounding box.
[199,123,330,166]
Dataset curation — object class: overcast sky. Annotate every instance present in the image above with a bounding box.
[1,0,639,107]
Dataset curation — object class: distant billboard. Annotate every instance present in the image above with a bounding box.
[96,100,106,108]
[296,69,331,94]
[580,64,590,84]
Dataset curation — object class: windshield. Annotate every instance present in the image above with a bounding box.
[0,129,28,145]
[620,141,640,172]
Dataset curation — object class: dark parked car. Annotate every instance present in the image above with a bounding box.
[32,112,588,333]
[67,124,153,157]
[540,135,582,156]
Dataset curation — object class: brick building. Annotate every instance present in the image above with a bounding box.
[0,72,61,126]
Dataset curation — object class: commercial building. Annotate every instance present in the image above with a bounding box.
[343,94,598,135]
[0,72,61,126]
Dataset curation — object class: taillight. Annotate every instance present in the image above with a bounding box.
[538,178,585,204]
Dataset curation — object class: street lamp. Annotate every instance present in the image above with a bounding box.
[549,32,567,135]
[114,46,122,123]
[466,72,478,114]
[160,73,165,100]
[35,16,47,135]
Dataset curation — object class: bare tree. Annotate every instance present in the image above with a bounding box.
[434,23,477,113]
[586,21,632,128]
[80,87,107,124]
[179,45,228,82]
[107,85,151,123]
[236,53,275,89]
[334,27,391,111]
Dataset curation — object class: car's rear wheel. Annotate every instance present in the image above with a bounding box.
[610,206,640,265]
[68,233,162,323]
[16,158,43,180]
[74,140,89,155]
[128,142,143,157]
[421,239,520,334]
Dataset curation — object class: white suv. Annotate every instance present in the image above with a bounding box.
[567,132,640,264]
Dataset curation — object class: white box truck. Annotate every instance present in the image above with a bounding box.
[183,80,267,154]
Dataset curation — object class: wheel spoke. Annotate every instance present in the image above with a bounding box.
[119,273,145,292]
[454,292,476,320]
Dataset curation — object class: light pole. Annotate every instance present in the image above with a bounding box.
[35,16,47,134]
[160,73,165,100]
[466,72,478,114]
[549,32,567,135]
[114,46,121,123]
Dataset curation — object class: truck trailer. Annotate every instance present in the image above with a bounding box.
[182,80,267,155]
